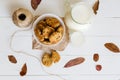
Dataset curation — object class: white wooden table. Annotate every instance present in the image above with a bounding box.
[0,0,120,80]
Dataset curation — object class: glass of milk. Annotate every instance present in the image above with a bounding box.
[64,1,95,46]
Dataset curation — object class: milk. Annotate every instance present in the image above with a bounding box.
[65,2,94,31]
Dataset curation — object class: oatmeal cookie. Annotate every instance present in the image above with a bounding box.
[42,53,52,67]
[37,24,45,31]
[34,27,41,36]
[38,35,44,42]
[38,20,46,26]
[57,26,64,34]
[42,26,55,39]
[49,31,62,44]
[34,27,44,42]
[51,50,60,63]
[46,17,60,28]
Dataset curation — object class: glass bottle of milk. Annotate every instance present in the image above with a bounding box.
[64,1,94,31]
[64,1,95,46]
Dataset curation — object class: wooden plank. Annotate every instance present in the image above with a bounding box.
[0,0,65,17]
[0,75,119,80]
[1,17,120,36]
[0,49,120,75]
[1,0,120,17]
[82,16,120,35]
[99,0,120,17]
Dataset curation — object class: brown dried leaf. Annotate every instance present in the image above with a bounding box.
[93,0,99,14]
[104,43,120,53]
[93,53,99,62]
[64,57,85,68]
[8,55,17,64]
[96,64,102,71]
[31,0,41,10]
[20,63,27,76]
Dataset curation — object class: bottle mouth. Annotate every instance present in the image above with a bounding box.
[71,3,93,24]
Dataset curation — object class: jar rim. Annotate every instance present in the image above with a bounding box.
[70,2,94,24]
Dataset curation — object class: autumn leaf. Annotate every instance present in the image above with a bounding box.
[8,55,17,64]
[93,53,99,62]
[31,0,41,10]
[104,43,120,53]
[96,64,102,71]
[20,63,27,76]
[64,57,85,68]
[93,0,99,14]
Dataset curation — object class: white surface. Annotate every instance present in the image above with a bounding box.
[70,32,85,46]
[0,0,120,80]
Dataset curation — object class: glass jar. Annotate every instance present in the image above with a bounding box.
[64,1,95,31]
[64,0,95,46]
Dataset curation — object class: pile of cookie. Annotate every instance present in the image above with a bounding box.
[42,50,60,67]
[34,17,64,45]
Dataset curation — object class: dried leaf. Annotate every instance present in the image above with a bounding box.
[31,0,41,10]
[20,63,27,76]
[104,43,120,53]
[8,55,17,63]
[64,57,85,68]
[93,53,99,62]
[96,64,102,71]
[93,0,99,14]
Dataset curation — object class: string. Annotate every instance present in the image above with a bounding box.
[9,26,66,80]
[64,0,70,13]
